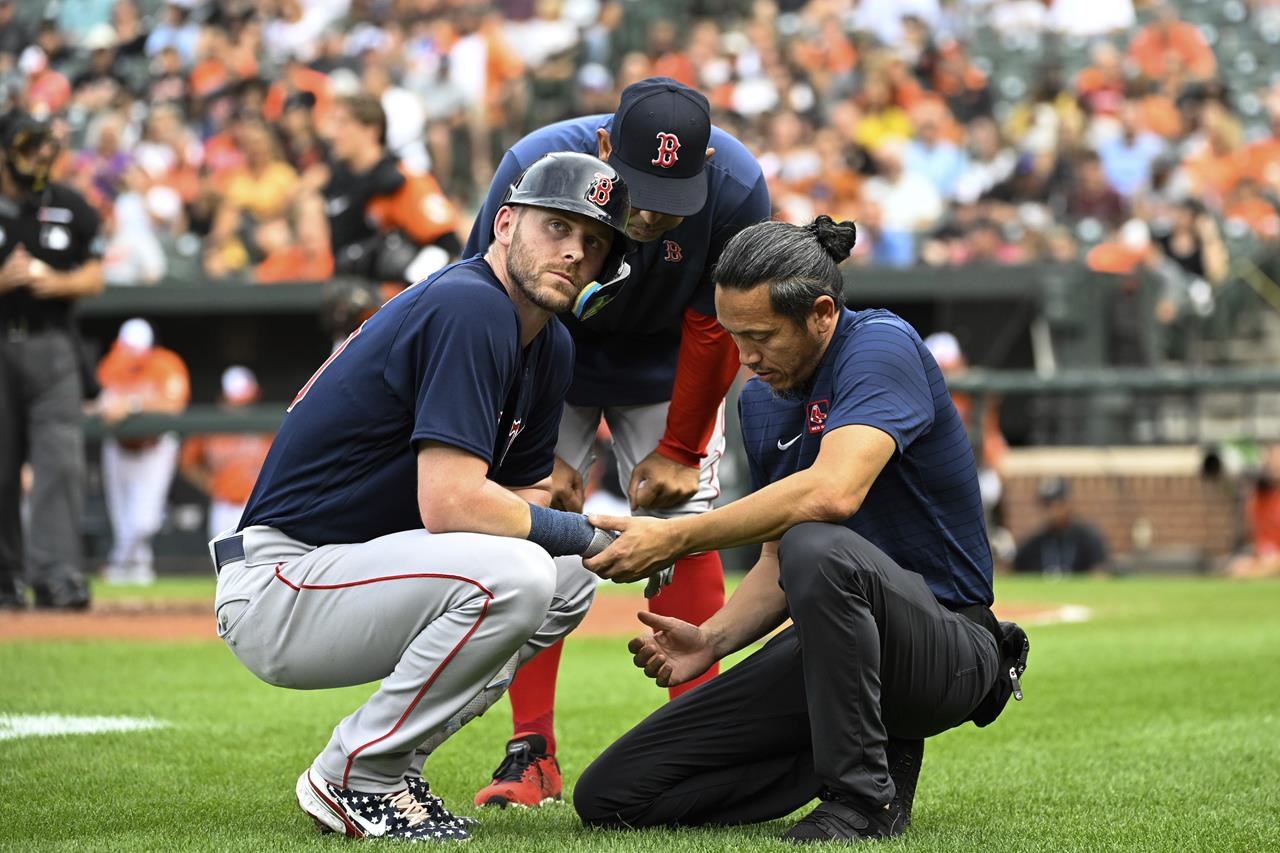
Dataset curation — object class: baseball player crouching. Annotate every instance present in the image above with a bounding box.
[210,152,631,842]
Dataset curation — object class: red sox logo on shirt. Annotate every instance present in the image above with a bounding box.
[663,240,683,262]
[651,132,681,168]
[586,173,614,206]
[807,399,829,434]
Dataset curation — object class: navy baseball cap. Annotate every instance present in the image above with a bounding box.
[608,77,711,216]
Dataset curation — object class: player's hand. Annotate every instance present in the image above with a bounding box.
[628,450,699,510]
[584,514,683,582]
[549,455,585,512]
[627,611,717,688]
[26,259,63,297]
[97,393,132,425]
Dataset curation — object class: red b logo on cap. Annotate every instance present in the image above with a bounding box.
[652,132,681,168]
[586,172,614,206]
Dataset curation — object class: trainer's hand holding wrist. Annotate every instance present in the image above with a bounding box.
[525,503,617,557]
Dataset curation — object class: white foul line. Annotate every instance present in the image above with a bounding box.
[0,713,169,741]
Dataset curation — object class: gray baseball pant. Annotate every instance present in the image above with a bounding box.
[212,523,595,792]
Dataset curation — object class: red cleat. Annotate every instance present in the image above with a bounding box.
[473,735,562,808]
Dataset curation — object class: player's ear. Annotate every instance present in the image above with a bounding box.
[493,204,518,246]
[810,295,838,333]
[596,128,611,161]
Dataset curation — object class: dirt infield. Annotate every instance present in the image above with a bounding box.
[0,597,1074,642]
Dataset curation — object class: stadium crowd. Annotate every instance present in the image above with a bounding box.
[0,0,1276,305]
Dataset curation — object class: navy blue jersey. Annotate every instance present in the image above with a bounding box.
[240,257,574,546]
[464,115,770,407]
[738,309,993,608]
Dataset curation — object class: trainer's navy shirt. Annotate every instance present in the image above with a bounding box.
[464,115,770,407]
[738,308,994,608]
[240,257,574,546]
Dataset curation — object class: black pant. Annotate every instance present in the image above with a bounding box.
[0,328,88,604]
[575,522,1000,828]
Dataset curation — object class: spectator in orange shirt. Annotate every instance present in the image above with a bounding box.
[1182,105,1243,207]
[19,46,71,118]
[254,193,334,283]
[95,318,190,586]
[648,20,696,88]
[1075,41,1127,117]
[1241,102,1280,191]
[1127,3,1216,82]
[180,366,273,539]
[1223,181,1280,241]
[1228,447,1280,578]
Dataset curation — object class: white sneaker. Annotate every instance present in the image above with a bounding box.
[296,768,471,841]
[101,564,156,586]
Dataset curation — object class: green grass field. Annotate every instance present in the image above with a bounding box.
[3,576,1279,852]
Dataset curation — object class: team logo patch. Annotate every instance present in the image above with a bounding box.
[807,399,829,434]
[663,240,683,262]
[586,172,614,206]
[652,132,681,168]
[41,224,70,252]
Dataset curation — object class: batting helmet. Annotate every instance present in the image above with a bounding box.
[501,152,636,318]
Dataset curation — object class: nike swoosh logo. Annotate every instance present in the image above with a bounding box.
[777,433,802,450]
[336,797,388,837]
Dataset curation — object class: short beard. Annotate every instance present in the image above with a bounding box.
[506,227,574,314]
[769,383,809,402]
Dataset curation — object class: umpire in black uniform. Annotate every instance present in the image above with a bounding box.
[0,111,103,609]
[575,218,1028,843]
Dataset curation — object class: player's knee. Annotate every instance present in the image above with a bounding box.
[574,757,652,828]
[779,523,880,600]
[493,542,558,631]
[779,523,846,592]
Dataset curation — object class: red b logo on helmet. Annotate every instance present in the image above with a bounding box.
[586,172,614,206]
[652,132,681,168]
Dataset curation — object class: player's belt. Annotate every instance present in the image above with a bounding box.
[212,535,246,574]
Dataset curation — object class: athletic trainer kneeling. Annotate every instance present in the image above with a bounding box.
[576,216,1027,843]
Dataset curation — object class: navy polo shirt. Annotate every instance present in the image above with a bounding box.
[737,308,993,608]
[464,114,770,407]
[240,257,574,546]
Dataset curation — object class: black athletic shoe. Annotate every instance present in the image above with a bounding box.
[782,795,906,844]
[887,736,924,828]
[0,577,26,611]
[31,576,90,611]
